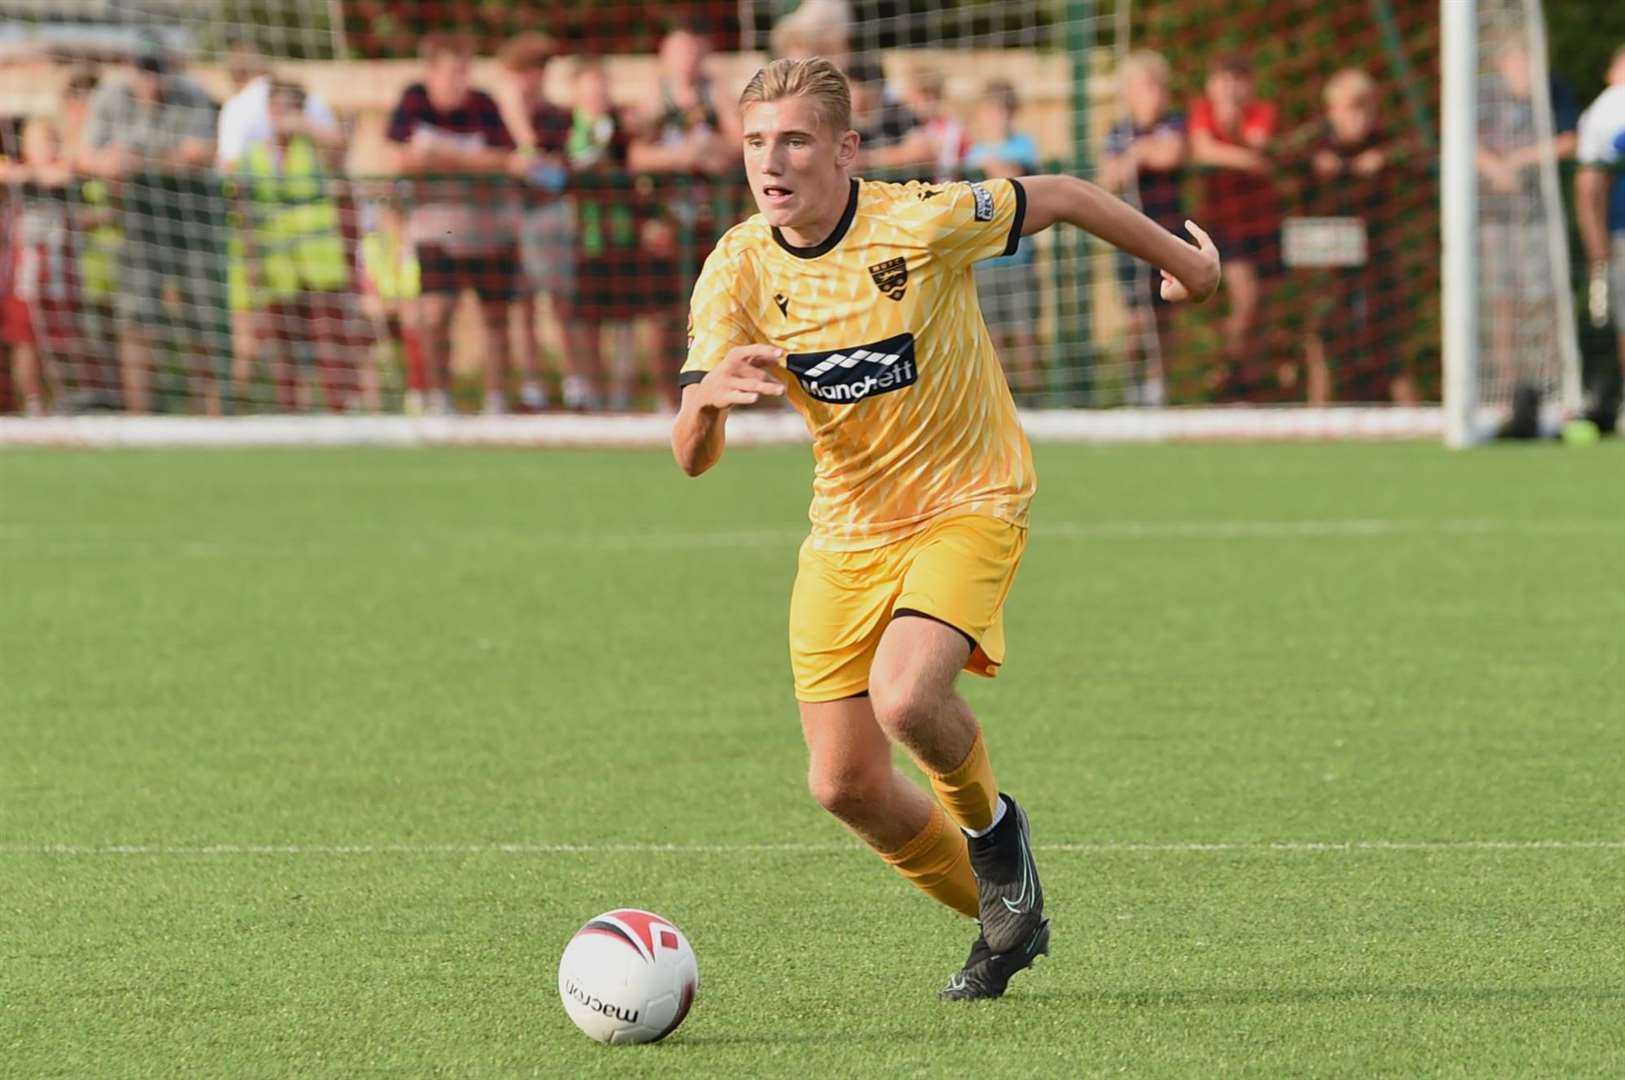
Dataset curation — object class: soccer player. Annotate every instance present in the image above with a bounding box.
[671,58,1219,1000]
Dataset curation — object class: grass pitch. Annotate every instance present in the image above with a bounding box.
[3,440,1623,1078]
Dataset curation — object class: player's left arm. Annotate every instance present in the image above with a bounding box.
[1018,173,1221,302]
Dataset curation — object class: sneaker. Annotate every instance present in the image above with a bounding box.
[968,794,1045,954]
[938,920,1050,1001]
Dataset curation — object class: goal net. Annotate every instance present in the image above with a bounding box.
[0,0,1577,444]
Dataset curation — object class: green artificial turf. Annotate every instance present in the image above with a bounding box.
[2,441,1622,1077]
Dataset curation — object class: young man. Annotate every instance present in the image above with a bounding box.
[671,58,1218,1000]
[386,35,521,416]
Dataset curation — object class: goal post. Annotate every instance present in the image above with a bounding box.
[1441,0,1479,448]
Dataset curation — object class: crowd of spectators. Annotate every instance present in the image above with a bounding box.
[2,12,1622,418]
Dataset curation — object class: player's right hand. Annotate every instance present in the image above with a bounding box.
[694,345,787,410]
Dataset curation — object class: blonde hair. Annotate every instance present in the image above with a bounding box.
[1323,68,1376,107]
[1119,49,1170,89]
[739,56,852,134]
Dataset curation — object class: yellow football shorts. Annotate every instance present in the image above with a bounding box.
[788,513,1027,703]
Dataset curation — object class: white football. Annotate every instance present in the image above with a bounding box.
[557,908,699,1044]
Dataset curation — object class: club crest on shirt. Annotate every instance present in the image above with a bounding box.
[868,256,908,301]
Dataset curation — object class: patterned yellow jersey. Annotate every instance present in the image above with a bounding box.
[681,177,1036,552]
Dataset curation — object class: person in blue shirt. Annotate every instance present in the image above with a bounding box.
[1576,42,1625,428]
[966,79,1042,402]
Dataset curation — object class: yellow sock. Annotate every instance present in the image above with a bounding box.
[927,732,1000,833]
[879,803,979,918]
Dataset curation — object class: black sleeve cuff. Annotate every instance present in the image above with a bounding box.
[1002,178,1027,259]
[677,370,707,388]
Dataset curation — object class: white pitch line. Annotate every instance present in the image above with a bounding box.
[3,840,1623,856]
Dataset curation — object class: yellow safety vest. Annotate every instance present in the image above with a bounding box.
[361,229,420,302]
[242,136,348,298]
[77,179,123,300]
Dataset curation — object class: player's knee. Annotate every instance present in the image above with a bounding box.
[869,678,941,745]
[807,762,890,823]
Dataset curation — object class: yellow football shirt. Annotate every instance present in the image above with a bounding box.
[681,177,1036,552]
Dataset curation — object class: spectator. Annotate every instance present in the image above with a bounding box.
[61,68,122,408]
[1101,50,1186,406]
[556,55,650,412]
[848,56,931,171]
[1,118,78,416]
[217,43,341,170]
[1478,38,1579,406]
[770,0,853,73]
[217,42,347,412]
[234,81,358,412]
[966,78,1042,401]
[628,22,740,413]
[76,35,223,415]
[1298,69,1416,405]
[358,188,422,411]
[385,34,521,416]
[1575,42,1625,428]
[906,66,969,182]
[647,21,738,155]
[501,32,573,412]
[1190,51,1281,402]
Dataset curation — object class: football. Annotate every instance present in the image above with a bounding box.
[557,909,699,1044]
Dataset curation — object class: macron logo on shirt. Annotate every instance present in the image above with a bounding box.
[788,332,918,404]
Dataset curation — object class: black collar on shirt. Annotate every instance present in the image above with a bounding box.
[771,178,859,259]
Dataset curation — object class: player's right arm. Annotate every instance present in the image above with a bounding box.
[672,345,787,477]
[671,239,783,477]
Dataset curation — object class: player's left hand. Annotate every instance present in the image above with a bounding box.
[1160,220,1221,303]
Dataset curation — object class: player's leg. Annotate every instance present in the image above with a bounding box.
[799,695,978,919]
[868,516,1046,990]
[869,615,1048,999]
[790,539,978,919]
[869,614,1043,942]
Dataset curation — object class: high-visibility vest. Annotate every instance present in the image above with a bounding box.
[242,136,348,297]
[77,178,123,300]
[361,229,420,303]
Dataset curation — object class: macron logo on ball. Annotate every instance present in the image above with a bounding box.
[788,332,918,405]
